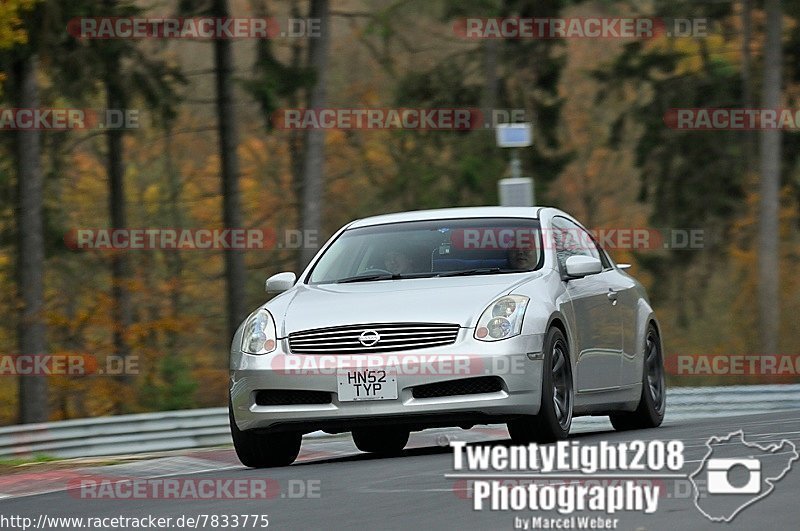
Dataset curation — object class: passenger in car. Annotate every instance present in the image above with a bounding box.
[508,248,537,270]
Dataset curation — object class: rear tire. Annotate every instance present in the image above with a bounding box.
[508,327,573,444]
[229,403,301,467]
[352,427,410,454]
[610,324,666,431]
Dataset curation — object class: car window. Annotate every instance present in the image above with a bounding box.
[308,218,543,284]
[550,216,604,271]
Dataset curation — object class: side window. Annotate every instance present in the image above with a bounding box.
[551,217,603,272]
[550,218,570,271]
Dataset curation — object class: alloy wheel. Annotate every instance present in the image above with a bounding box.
[551,339,572,429]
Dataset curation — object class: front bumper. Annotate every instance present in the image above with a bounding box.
[230,329,544,433]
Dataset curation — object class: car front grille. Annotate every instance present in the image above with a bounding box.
[255,390,332,406]
[412,376,503,399]
[288,322,460,354]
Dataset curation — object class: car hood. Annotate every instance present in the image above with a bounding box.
[270,273,542,335]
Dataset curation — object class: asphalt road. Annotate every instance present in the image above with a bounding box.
[1,410,799,530]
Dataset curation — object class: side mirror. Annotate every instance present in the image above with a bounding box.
[265,272,296,293]
[565,256,602,278]
[617,263,632,270]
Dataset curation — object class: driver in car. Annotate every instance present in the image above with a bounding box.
[508,248,537,270]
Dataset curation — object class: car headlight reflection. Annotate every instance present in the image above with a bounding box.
[241,308,278,355]
[475,295,529,341]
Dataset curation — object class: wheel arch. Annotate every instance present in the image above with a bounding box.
[632,303,662,383]
[547,315,569,345]
[648,317,662,338]
[545,313,578,388]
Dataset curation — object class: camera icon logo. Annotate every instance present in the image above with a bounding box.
[689,430,798,522]
[706,458,761,494]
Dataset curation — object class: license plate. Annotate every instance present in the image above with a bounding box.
[337,368,398,402]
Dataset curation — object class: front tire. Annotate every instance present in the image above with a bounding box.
[352,427,409,454]
[508,327,573,443]
[610,324,666,431]
[229,403,301,467]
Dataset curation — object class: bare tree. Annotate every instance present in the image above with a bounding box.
[212,0,247,339]
[105,50,134,406]
[299,0,331,268]
[14,54,48,423]
[758,0,782,354]
[741,0,755,170]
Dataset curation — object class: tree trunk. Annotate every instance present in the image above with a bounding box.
[14,56,48,424]
[212,0,247,341]
[758,0,782,354]
[164,125,184,354]
[14,54,48,423]
[741,0,756,172]
[106,59,134,408]
[290,0,307,274]
[299,0,331,269]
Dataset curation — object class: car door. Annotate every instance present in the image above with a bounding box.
[600,259,641,387]
[552,217,623,392]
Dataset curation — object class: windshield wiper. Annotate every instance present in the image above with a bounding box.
[335,272,440,283]
[436,267,523,277]
[336,273,402,283]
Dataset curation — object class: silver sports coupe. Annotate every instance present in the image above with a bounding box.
[229,207,665,467]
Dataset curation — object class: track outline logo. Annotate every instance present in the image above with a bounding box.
[689,430,798,522]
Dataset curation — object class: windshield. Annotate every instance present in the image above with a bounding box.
[308,218,542,284]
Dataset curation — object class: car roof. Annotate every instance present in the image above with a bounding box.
[348,206,549,229]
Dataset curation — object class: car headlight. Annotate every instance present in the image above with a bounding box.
[474,295,529,341]
[241,309,278,355]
